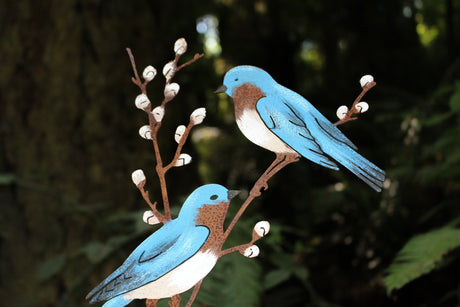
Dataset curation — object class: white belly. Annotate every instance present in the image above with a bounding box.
[124,250,218,300]
[236,109,296,154]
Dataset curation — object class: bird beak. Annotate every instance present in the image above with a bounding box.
[227,190,240,200]
[214,85,227,94]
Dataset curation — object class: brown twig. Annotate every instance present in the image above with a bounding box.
[145,299,159,307]
[126,48,148,96]
[126,47,203,223]
[164,122,194,172]
[220,227,266,257]
[223,153,299,241]
[139,187,166,223]
[127,48,172,220]
[168,295,181,307]
[177,53,204,72]
[185,281,203,307]
[160,53,204,107]
[334,81,376,126]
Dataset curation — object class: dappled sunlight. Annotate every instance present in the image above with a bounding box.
[196,15,221,56]
[299,40,324,70]
[416,22,439,46]
[401,116,421,145]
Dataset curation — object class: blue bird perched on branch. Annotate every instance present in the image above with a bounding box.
[215,65,385,193]
[86,184,241,307]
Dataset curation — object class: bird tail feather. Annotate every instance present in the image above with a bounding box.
[333,145,385,192]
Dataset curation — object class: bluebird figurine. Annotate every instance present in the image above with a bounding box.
[216,66,385,192]
[87,184,242,306]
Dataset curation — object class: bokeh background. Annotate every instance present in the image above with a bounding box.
[1,0,460,306]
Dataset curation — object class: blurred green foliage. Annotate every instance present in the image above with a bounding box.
[385,225,460,295]
[1,0,459,306]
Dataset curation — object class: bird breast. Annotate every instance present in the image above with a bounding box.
[232,83,296,154]
[124,249,218,300]
[236,108,296,154]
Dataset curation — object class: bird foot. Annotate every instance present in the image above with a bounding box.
[146,299,159,307]
[168,295,181,307]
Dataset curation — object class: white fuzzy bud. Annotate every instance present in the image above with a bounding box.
[243,245,260,258]
[142,65,157,82]
[135,94,151,110]
[139,125,152,140]
[151,106,165,122]
[254,221,270,237]
[336,105,349,120]
[131,169,146,186]
[143,210,160,225]
[174,153,192,167]
[360,75,374,88]
[175,125,186,143]
[174,38,188,55]
[162,61,175,80]
[164,83,180,99]
[190,108,206,125]
[355,101,369,113]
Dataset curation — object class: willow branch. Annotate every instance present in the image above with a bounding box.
[161,53,204,107]
[126,48,148,96]
[223,194,256,241]
[126,48,171,220]
[177,53,204,72]
[164,122,194,172]
[335,81,376,126]
[126,47,203,223]
[223,154,299,240]
[139,188,166,223]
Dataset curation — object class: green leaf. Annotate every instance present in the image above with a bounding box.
[264,269,291,289]
[448,89,460,112]
[384,227,460,295]
[293,266,309,284]
[198,253,262,307]
[0,173,16,185]
[423,112,452,126]
[81,241,115,263]
[196,218,263,307]
[36,254,67,282]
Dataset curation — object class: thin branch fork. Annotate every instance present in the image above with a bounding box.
[220,223,268,257]
[139,189,166,223]
[161,53,204,107]
[126,48,148,95]
[164,122,194,172]
[335,81,376,126]
[126,47,203,223]
[223,153,299,241]
[177,53,204,72]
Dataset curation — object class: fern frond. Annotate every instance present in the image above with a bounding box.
[384,227,460,295]
[197,216,263,307]
[196,253,261,307]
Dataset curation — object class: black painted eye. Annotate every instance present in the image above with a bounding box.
[234,78,239,81]
[210,194,218,200]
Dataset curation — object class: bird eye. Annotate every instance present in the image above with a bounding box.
[210,194,218,200]
[234,78,239,81]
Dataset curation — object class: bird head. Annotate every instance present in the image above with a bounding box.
[178,184,239,225]
[215,65,276,97]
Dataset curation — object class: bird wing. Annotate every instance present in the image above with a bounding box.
[256,94,341,170]
[86,223,209,303]
[257,86,385,192]
[277,85,357,147]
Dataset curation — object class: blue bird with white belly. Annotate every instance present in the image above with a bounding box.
[215,65,385,192]
[86,184,240,306]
